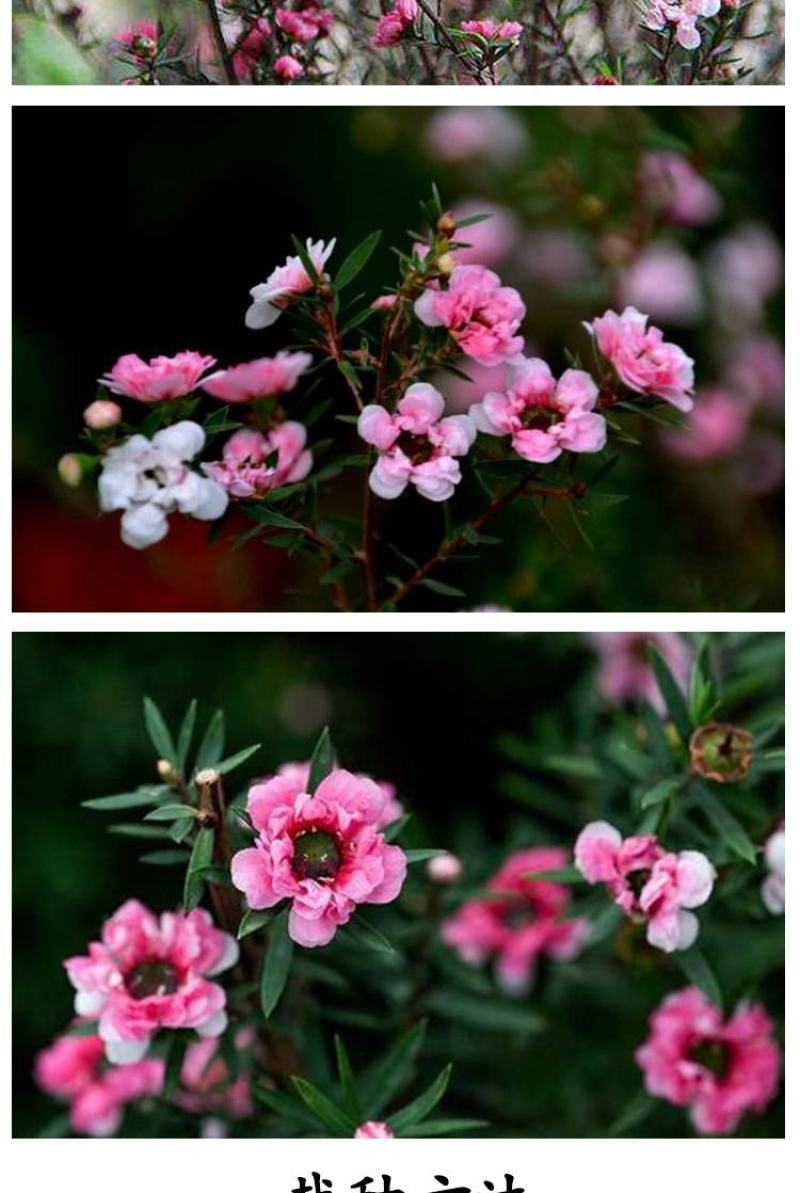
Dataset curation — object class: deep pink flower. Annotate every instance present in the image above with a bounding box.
[470,358,606,464]
[415,264,525,367]
[586,307,695,411]
[111,20,160,63]
[174,1031,254,1119]
[636,987,781,1134]
[355,1121,396,1138]
[200,352,312,403]
[638,150,722,225]
[372,0,418,46]
[358,382,476,502]
[661,388,749,463]
[275,761,402,827]
[35,1032,164,1136]
[276,5,334,41]
[100,352,216,403]
[459,20,523,43]
[232,18,272,82]
[64,900,239,1064]
[275,54,305,80]
[590,632,691,715]
[575,822,715,952]
[246,238,335,329]
[231,768,408,947]
[203,424,312,498]
[442,848,588,992]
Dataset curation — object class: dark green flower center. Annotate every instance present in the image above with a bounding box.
[396,432,434,465]
[292,829,342,882]
[126,959,179,1000]
[519,404,559,431]
[690,1041,730,1079]
[627,869,651,900]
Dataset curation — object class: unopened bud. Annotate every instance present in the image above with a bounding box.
[427,851,462,884]
[157,758,179,783]
[436,212,458,238]
[436,253,456,277]
[57,453,83,488]
[133,36,157,58]
[84,399,122,430]
[689,722,755,784]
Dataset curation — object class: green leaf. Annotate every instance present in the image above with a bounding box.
[523,866,582,884]
[424,990,544,1034]
[647,646,691,740]
[108,824,171,840]
[252,1084,323,1131]
[176,700,198,773]
[82,790,160,811]
[143,804,197,822]
[676,947,723,1007]
[419,577,466,599]
[607,1091,654,1137]
[334,230,382,290]
[250,507,308,532]
[640,702,674,771]
[143,696,177,764]
[405,849,445,864]
[238,908,276,940]
[14,18,97,84]
[183,827,214,911]
[361,1020,427,1118]
[335,1035,361,1120]
[290,1076,356,1136]
[401,1118,487,1137]
[640,776,684,810]
[216,743,262,776]
[194,710,225,773]
[387,1065,452,1133]
[139,849,190,866]
[260,907,294,1020]
[38,1113,72,1138]
[307,726,335,794]
[700,791,757,864]
[290,235,321,285]
[383,813,412,842]
[341,915,396,956]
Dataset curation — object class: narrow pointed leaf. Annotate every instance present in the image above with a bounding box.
[143,696,177,764]
[647,646,691,740]
[387,1064,452,1132]
[290,1076,356,1136]
[307,727,335,794]
[195,710,225,772]
[334,230,382,290]
[183,827,214,911]
[260,907,294,1020]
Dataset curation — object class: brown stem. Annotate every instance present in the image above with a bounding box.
[196,770,245,942]
[415,0,487,84]
[538,1,587,84]
[205,0,239,85]
[320,288,363,411]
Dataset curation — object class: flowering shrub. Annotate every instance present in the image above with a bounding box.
[12,1,785,84]
[23,632,783,1137]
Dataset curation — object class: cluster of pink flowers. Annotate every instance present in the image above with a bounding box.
[372,0,418,47]
[636,987,780,1134]
[246,238,336,329]
[458,20,523,45]
[442,848,588,992]
[358,382,476,502]
[644,1,723,51]
[232,18,273,81]
[203,424,313,498]
[231,767,407,947]
[64,900,239,1063]
[276,4,334,42]
[469,359,607,464]
[586,307,695,411]
[574,822,716,952]
[415,264,526,367]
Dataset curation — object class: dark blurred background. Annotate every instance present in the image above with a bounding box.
[13,107,784,610]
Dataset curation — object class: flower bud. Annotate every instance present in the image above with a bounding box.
[84,399,122,430]
[689,722,755,783]
[436,212,458,238]
[436,253,456,277]
[354,1121,395,1139]
[577,194,606,223]
[57,453,83,488]
[157,758,179,784]
[427,851,463,884]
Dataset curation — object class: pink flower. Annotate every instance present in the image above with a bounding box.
[275,54,305,80]
[426,109,527,166]
[358,383,476,502]
[591,75,620,84]
[470,358,606,464]
[586,307,695,412]
[111,20,160,63]
[427,852,463,884]
[448,200,517,268]
[636,987,781,1134]
[200,352,312,403]
[442,848,588,992]
[591,632,691,715]
[638,150,722,226]
[574,822,715,952]
[644,2,722,51]
[35,1032,164,1137]
[372,294,398,311]
[276,5,334,42]
[355,1121,395,1138]
[232,19,272,82]
[660,388,750,463]
[84,400,122,429]
[724,335,784,409]
[246,238,336,329]
[707,223,783,328]
[174,1032,254,1119]
[274,761,402,827]
[618,243,703,326]
[231,768,408,947]
[100,352,216,403]
[372,1,417,46]
[415,265,525,367]
[459,20,522,43]
[64,900,239,1064]
[203,424,312,498]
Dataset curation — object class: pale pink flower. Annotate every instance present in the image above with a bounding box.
[64,900,239,1064]
[415,265,525,367]
[434,359,510,416]
[761,826,784,916]
[459,20,523,43]
[231,768,407,947]
[470,358,606,464]
[639,150,722,225]
[203,424,312,499]
[35,1032,164,1137]
[590,632,691,715]
[427,852,463,884]
[100,352,216,403]
[174,1033,253,1119]
[442,848,588,992]
[355,1121,396,1138]
[521,229,593,290]
[358,383,476,502]
[724,335,784,410]
[618,243,703,326]
[372,294,399,312]
[426,109,527,166]
[575,822,715,952]
[246,238,336,329]
[707,223,783,328]
[660,388,749,463]
[275,55,305,80]
[84,400,122,429]
[200,352,312,403]
[644,3,722,52]
[636,987,781,1134]
[586,307,695,411]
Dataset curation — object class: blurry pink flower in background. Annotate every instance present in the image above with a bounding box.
[442,848,588,992]
[415,265,526,366]
[519,229,593,290]
[201,352,312,402]
[636,987,781,1134]
[204,424,312,498]
[355,1121,395,1138]
[426,108,527,165]
[591,632,691,714]
[448,200,518,268]
[731,432,785,497]
[246,238,336,329]
[274,761,402,827]
[660,388,750,463]
[174,1033,254,1119]
[101,352,216,403]
[724,334,784,410]
[707,223,783,328]
[638,151,722,226]
[618,242,703,326]
[587,307,695,411]
[427,852,463,883]
[35,1032,164,1137]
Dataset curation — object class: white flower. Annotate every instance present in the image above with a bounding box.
[245,238,336,330]
[761,827,785,915]
[98,421,228,549]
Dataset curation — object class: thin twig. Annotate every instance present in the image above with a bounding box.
[205,0,239,85]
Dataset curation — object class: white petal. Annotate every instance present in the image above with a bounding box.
[120,503,170,550]
[245,299,281,330]
[153,420,205,461]
[104,1037,150,1065]
[190,478,229,522]
[206,934,239,976]
[74,991,105,1016]
[195,1009,228,1039]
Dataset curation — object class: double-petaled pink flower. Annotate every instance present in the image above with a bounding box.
[246,238,336,329]
[442,848,588,992]
[100,352,216,403]
[358,383,476,502]
[200,351,312,403]
[586,307,695,411]
[64,900,239,1064]
[459,20,523,44]
[372,0,418,46]
[574,822,715,952]
[275,761,402,827]
[203,424,312,498]
[35,1032,164,1137]
[275,55,305,80]
[231,768,408,947]
[470,358,606,464]
[644,2,722,52]
[276,5,334,41]
[415,264,526,367]
[636,987,781,1134]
